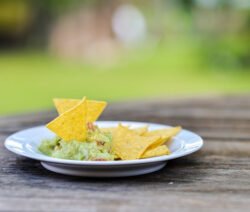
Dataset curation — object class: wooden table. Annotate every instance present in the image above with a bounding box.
[1,95,250,211]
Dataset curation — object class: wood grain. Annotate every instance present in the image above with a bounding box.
[0,94,250,212]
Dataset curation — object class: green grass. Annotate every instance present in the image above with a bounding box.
[0,44,250,115]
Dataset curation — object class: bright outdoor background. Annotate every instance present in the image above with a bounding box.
[0,0,249,115]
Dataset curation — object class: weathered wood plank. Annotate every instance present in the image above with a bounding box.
[0,192,249,212]
[0,152,249,211]
[0,191,250,212]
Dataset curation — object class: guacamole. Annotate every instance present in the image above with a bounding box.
[39,124,115,161]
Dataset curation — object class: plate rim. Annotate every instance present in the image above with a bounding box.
[4,121,203,166]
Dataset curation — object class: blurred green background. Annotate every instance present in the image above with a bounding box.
[0,0,249,115]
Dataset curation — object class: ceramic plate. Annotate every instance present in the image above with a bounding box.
[4,121,203,177]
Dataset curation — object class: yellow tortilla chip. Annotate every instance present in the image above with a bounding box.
[145,126,181,137]
[53,98,80,115]
[112,126,161,160]
[132,126,148,135]
[146,137,167,150]
[47,98,87,141]
[141,145,170,159]
[87,100,107,122]
[145,126,181,144]
[101,126,148,136]
[53,98,107,122]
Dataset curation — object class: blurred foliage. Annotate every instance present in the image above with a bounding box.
[0,47,250,115]
[0,0,32,37]
[201,36,250,70]
[41,0,112,14]
[0,0,249,68]
[0,0,249,114]
[0,1,30,29]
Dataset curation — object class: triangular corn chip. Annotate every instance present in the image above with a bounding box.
[132,126,148,135]
[145,126,181,138]
[141,145,170,159]
[145,126,181,145]
[47,98,87,141]
[112,126,161,160]
[53,99,80,115]
[86,100,107,122]
[101,126,148,136]
[53,98,107,122]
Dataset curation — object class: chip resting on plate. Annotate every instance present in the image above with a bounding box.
[145,126,181,138]
[46,97,87,141]
[112,125,161,160]
[141,145,170,159]
[53,98,107,122]
[132,126,148,135]
[101,126,148,136]
[145,126,181,146]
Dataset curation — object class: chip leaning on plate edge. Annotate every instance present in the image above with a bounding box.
[38,97,182,161]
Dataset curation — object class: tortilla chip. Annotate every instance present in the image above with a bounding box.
[145,126,181,137]
[53,98,107,122]
[146,137,167,150]
[145,126,181,143]
[87,100,107,122]
[141,145,170,159]
[112,126,161,160]
[101,126,148,136]
[47,98,87,141]
[53,98,80,115]
[132,126,148,135]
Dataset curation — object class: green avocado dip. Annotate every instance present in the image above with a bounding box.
[39,123,115,161]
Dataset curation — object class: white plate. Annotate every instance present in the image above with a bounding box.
[4,121,203,177]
